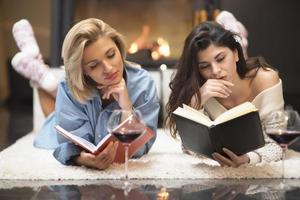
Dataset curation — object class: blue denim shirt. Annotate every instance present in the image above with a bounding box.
[34,64,160,165]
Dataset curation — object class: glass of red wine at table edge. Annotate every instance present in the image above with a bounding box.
[264,109,300,179]
[107,109,146,190]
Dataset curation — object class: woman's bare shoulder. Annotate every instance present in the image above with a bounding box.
[252,67,280,93]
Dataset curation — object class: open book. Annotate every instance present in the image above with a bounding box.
[54,116,155,163]
[172,101,265,158]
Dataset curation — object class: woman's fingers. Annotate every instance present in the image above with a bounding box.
[104,86,121,100]
[100,80,125,100]
[207,89,230,99]
[93,142,117,169]
[112,141,119,157]
[207,80,233,94]
[201,79,234,102]
[219,79,234,87]
[212,152,234,167]
[104,141,119,163]
[105,141,119,165]
[222,148,238,160]
[212,148,249,167]
[76,151,98,168]
[75,141,119,170]
[223,148,250,166]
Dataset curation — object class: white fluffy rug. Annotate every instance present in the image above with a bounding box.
[1,129,300,180]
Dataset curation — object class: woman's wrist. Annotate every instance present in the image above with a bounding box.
[120,95,132,110]
[74,154,82,166]
[74,151,89,167]
[247,151,261,164]
[245,154,250,164]
[121,102,132,110]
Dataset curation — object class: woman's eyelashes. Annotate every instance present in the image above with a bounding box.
[107,49,115,59]
[198,63,210,69]
[86,50,115,70]
[107,52,116,59]
[198,55,226,69]
[216,55,225,63]
[88,61,99,69]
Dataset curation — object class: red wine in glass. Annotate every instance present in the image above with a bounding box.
[267,130,300,146]
[266,129,300,180]
[112,131,143,144]
[107,109,146,196]
[264,109,300,180]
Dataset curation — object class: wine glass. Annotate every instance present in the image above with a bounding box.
[264,108,300,179]
[107,109,146,193]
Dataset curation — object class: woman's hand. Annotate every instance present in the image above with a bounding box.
[75,141,119,170]
[100,78,132,110]
[199,79,234,106]
[212,148,249,167]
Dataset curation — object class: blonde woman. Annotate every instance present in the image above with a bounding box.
[11,18,160,170]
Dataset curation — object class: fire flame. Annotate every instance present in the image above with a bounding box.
[151,37,170,60]
[128,25,171,60]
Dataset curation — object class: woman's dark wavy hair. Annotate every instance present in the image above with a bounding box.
[166,21,272,137]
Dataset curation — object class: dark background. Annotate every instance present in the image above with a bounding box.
[221,0,300,111]
[8,0,300,113]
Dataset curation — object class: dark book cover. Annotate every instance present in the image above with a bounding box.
[172,111,265,158]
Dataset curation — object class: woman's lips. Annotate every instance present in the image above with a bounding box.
[104,71,118,80]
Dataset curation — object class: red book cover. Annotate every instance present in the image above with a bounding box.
[55,117,154,163]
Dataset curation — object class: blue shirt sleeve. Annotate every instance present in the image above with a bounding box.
[53,82,95,165]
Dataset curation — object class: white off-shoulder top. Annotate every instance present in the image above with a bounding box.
[203,79,284,164]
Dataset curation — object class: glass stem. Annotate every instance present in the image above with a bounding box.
[123,144,131,196]
[124,144,129,181]
[281,145,287,179]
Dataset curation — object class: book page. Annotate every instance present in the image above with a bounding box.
[55,125,96,153]
[182,104,203,112]
[93,133,117,154]
[173,105,212,127]
[214,102,258,125]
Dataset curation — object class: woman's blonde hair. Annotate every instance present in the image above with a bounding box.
[61,18,126,103]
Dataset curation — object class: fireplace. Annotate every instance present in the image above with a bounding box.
[73,0,216,69]
[50,0,221,68]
